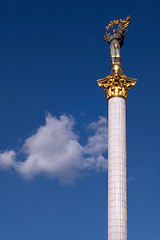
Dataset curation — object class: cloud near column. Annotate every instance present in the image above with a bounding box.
[0,114,108,184]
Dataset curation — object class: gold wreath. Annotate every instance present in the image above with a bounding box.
[105,16,132,33]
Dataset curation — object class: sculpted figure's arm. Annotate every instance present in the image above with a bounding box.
[104,33,112,44]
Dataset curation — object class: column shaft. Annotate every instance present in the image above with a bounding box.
[108,97,127,240]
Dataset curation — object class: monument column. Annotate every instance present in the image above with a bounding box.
[97,16,136,240]
[108,97,127,240]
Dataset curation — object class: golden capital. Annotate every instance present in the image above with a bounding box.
[97,67,136,100]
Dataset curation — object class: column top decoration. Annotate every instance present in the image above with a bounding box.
[97,16,137,100]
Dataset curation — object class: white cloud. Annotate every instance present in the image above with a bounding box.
[0,114,108,184]
[127,177,135,182]
[84,116,108,155]
[0,150,16,170]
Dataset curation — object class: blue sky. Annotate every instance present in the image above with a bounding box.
[0,0,159,239]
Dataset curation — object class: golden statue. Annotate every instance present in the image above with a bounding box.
[97,16,137,100]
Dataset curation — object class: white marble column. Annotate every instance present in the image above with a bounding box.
[108,97,127,240]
